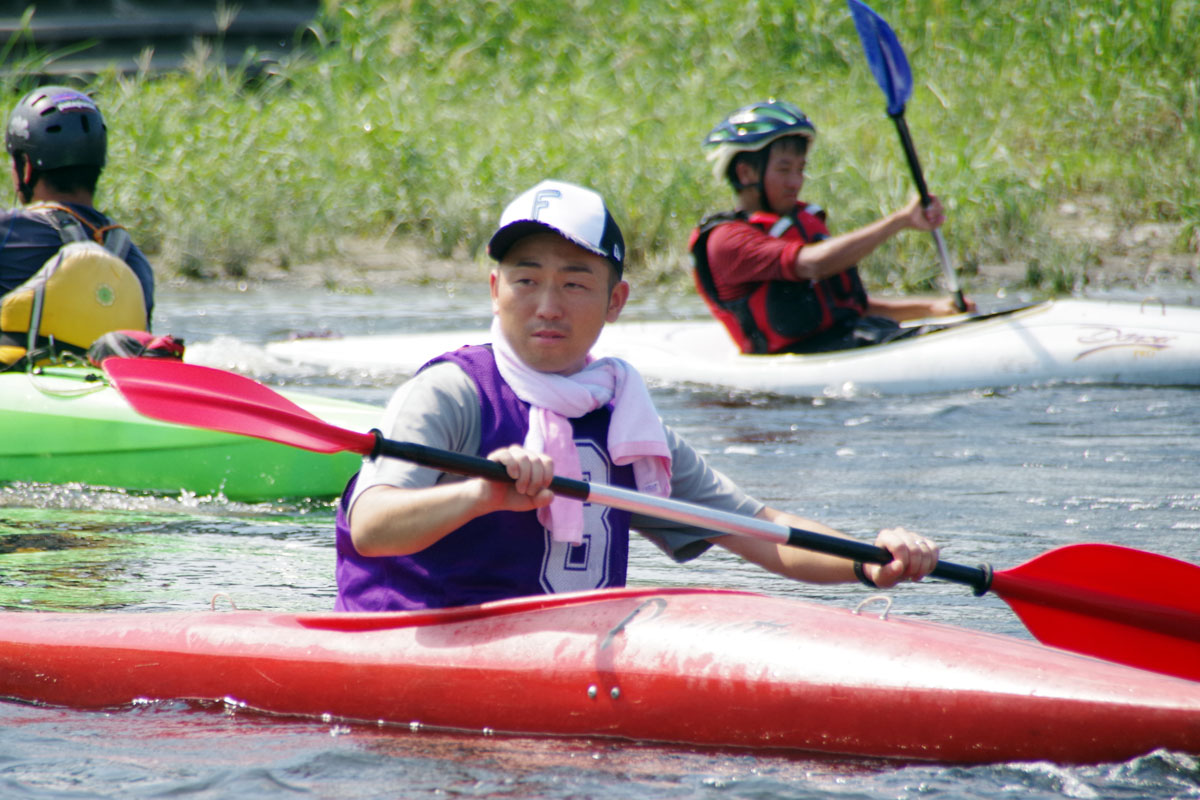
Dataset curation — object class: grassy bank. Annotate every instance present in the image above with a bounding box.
[5,0,1198,293]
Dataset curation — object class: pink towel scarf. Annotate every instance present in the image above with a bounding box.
[490,318,672,543]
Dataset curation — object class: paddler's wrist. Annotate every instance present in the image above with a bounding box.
[468,475,516,515]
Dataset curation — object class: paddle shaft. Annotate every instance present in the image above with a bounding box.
[375,435,992,593]
[890,113,966,312]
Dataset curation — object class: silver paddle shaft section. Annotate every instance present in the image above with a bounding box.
[588,480,927,567]
[932,229,959,292]
[586,481,790,544]
[932,228,966,311]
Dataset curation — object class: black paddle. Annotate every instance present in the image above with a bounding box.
[848,0,967,312]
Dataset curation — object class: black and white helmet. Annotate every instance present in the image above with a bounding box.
[6,86,107,170]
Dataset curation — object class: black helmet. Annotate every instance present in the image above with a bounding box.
[6,86,107,170]
[704,99,815,183]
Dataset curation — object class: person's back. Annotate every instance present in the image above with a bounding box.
[0,86,155,364]
[0,202,149,299]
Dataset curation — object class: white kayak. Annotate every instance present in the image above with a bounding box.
[266,299,1200,396]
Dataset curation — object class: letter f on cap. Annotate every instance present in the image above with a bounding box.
[531,188,562,219]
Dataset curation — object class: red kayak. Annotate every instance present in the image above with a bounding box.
[0,587,1196,764]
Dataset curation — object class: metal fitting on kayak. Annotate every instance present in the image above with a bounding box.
[853,595,893,619]
[209,592,238,610]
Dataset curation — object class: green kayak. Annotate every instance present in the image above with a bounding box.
[1,365,380,501]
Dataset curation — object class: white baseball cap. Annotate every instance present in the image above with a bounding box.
[487,179,625,276]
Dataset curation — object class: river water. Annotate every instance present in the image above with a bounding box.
[2,278,1199,799]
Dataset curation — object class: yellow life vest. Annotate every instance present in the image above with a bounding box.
[0,240,147,368]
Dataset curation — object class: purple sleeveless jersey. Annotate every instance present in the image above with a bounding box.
[334,345,636,611]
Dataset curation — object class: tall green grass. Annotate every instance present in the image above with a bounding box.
[4,0,1197,292]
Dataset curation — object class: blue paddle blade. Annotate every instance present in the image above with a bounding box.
[847,0,913,116]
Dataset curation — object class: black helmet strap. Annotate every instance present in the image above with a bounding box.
[12,153,35,204]
[730,147,772,211]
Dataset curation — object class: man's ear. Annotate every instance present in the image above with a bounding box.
[605,280,630,323]
[734,158,760,188]
[489,269,500,312]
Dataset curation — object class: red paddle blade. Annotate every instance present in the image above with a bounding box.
[104,358,376,457]
[992,543,1200,682]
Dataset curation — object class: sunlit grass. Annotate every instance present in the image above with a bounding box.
[3,0,1195,293]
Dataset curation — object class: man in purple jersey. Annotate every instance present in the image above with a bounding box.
[334,179,940,611]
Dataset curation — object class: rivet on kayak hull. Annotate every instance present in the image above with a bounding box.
[410,721,422,731]
[587,685,598,699]
[610,687,621,700]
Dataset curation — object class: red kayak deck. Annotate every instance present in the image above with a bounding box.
[0,587,1196,764]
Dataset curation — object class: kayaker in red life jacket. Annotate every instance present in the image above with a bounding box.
[0,87,155,321]
[334,179,940,612]
[690,99,975,354]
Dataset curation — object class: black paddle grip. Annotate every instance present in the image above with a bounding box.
[891,113,932,205]
[371,433,590,500]
[786,525,993,595]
